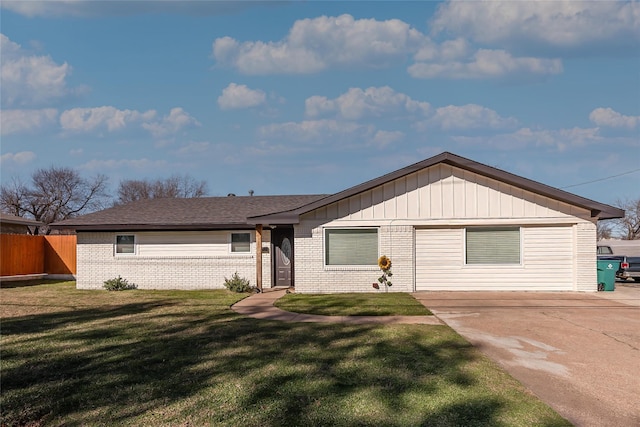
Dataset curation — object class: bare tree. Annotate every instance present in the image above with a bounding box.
[597,220,613,240]
[0,167,110,234]
[116,174,208,205]
[612,197,640,240]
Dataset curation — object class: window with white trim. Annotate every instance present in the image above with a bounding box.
[325,228,378,266]
[115,235,135,255]
[466,227,520,265]
[231,232,251,253]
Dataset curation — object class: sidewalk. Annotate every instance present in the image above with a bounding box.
[231,289,443,325]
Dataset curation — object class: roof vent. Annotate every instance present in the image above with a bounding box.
[227,193,236,197]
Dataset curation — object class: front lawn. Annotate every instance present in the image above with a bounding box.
[0,281,570,426]
[275,292,433,316]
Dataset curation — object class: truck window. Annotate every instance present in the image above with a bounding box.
[597,246,613,255]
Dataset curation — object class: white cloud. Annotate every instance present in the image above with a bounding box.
[409,49,563,79]
[213,14,426,74]
[212,13,569,80]
[589,108,639,129]
[59,106,198,138]
[173,141,211,156]
[1,33,78,107]
[453,127,603,151]
[141,107,200,138]
[259,119,375,144]
[0,108,58,135]
[80,158,169,172]
[305,86,430,120]
[414,37,470,62]
[60,106,156,133]
[218,83,266,110]
[1,151,36,165]
[427,104,518,130]
[372,130,404,147]
[431,0,640,54]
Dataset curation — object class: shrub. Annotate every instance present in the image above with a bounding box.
[103,276,137,291]
[223,272,252,293]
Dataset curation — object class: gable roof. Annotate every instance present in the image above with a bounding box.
[50,195,327,231]
[50,152,624,231]
[248,152,624,223]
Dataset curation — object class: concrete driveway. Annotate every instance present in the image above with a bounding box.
[413,284,640,427]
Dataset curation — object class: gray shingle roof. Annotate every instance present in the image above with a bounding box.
[50,195,328,231]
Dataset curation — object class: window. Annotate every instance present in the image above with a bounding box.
[115,235,135,254]
[231,232,251,253]
[597,245,613,255]
[466,227,520,265]
[325,228,378,266]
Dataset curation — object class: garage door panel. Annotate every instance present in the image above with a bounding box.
[415,227,574,291]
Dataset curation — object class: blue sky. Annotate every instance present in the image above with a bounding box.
[1,1,639,206]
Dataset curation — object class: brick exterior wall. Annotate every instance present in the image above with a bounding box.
[293,223,414,293]
[76,232,271,290]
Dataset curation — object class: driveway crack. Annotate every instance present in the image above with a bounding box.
[542,311,639,351]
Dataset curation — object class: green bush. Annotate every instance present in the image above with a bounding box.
[223,272,252,293]
[103,276,137,291]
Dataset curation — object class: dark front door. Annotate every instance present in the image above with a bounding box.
[272,227,293,287]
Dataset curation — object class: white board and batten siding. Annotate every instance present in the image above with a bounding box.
[304,164,591,226]
[297,163,597,292]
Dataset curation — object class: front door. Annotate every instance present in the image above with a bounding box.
[272,227,293,287]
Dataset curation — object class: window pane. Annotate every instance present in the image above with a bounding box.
[466,227,520,264]
[325,229,378,265]
[116,235,135,254]
[231,233,251,253]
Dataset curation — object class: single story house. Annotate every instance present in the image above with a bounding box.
[1,213,43,235]
[51,152,624,293]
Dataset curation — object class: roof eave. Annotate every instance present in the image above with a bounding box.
[0,217,43,227]
[51,223,256,232]
[247,213,300,225]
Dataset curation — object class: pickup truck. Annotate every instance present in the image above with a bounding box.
[597,245,640,282]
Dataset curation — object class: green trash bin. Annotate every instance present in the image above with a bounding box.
[597,260,620,291]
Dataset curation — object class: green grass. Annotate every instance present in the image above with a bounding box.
[0,281,570,426]
[275,292,433,316]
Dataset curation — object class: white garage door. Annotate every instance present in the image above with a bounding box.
[415,226,575,291]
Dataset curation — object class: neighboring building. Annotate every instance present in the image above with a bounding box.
[51,152,624,292]
[0,213,42,235]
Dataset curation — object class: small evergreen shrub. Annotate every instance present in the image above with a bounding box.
[103,276,137,291]
[223,272,252,293]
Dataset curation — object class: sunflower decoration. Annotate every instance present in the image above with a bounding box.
[376,255,393,287]
[378,255,392,271]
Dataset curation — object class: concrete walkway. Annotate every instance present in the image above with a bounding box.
[231,289,443,325]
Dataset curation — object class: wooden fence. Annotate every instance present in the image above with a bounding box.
[0,234,76,277]
[44,235,77,275]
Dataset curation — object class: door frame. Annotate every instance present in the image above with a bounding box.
[271,226,294,288]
